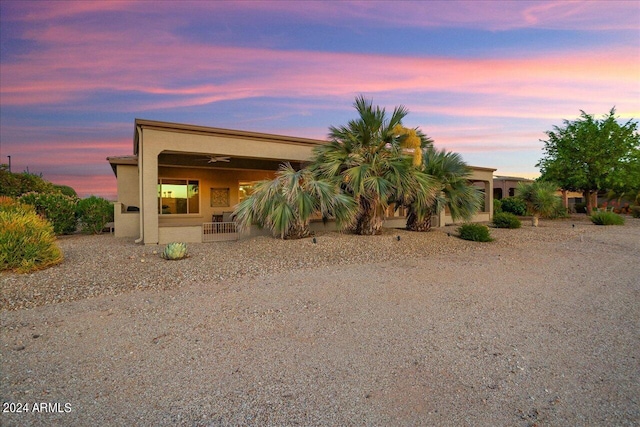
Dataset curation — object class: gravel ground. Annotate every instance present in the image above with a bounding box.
[1,216,639,426]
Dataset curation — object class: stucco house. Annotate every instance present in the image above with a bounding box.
[493,175,534,200]
[107,119,495,244]
[493,175,584,211]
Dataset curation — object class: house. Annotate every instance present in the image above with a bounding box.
[107,119,496,244]
[493,175,584,211]
[493,175,534,200]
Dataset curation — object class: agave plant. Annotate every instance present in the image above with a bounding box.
[161,242,188,260]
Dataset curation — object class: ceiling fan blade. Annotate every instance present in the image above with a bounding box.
[200,156,231,163]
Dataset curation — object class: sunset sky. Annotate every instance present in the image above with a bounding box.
[1,0,638,199]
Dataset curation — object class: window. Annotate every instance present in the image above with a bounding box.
[238,181,257,203]
[158,178,199,215]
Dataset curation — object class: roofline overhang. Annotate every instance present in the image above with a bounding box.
[468,165,497,173]
[107,156,138,176]
[133,118,328,156]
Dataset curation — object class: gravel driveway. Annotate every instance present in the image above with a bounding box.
[2,217,639,426]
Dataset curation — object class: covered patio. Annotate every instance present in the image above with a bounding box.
[108,119,323,244]
[108,119,496,244]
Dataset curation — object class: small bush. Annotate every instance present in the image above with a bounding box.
[492,212,521,229]
[500,197,527,216]
[631,206,640,218]
[590,211,625,225]
[493,199,502,214]
[77,196,113,234]
[0,197,63,273]
[544,200,569,219]
[19,192,78,234]
[457,223,493,242]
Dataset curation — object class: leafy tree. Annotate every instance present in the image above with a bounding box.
[404,146,481,232]
[537,108,640,214]
[516,181,561,227]
[606,144,640,206]
[233,163,356,239]
[76,196,113,234]
[310,96,437,235]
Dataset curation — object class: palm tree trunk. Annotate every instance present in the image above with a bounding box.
[406,206,433,232]
[354,197,383,235]
[284,221,310,239]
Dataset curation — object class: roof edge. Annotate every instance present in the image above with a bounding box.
[134,118,328,149]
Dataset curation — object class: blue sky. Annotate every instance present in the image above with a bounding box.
[1,1,638,198]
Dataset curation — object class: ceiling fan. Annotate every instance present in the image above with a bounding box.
[200,155,231,163]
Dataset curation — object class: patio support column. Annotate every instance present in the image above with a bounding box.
[141,145,161,245]
[485,180,493,219]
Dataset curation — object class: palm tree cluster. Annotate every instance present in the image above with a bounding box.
[233,96,482,239]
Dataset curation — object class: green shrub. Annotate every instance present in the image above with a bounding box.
[543,199,569,219]
[54,184,78,198]
[500,197,527,216]
[590,211,625,225]
[19,192,78,235]
[457,223,493,242]
[493,199,502,214]
[76,196,113,234]
[631,206,640,218]
[492,212,521,229]
[0,166,56,198]
[0,197,63,273]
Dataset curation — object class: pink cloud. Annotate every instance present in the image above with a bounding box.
[15,1,634,31]
[3,36,636,120]
[3,0,637,114]
[2,0,637,187]
[46,174,118,200]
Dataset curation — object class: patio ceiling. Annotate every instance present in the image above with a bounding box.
[158,152,306,172]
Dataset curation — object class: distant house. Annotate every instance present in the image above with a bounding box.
[493,175,534,200]
[493,175,584,211]
[108,119,496,244]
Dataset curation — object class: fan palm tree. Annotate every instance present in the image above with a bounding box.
[233,163,356,239]
[516,181,561,227]
[310,96,437,235]
[404,146,482,231]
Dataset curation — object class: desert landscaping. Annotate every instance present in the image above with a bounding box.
[1,216,639,426]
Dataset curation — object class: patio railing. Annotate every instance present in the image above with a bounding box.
[202,222,238,242]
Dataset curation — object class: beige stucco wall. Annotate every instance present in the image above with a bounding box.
[157,166,275,227]
[113,202,140,238]
[158,225,202,244]
[139,127,319,244]
[116,164,139,209]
